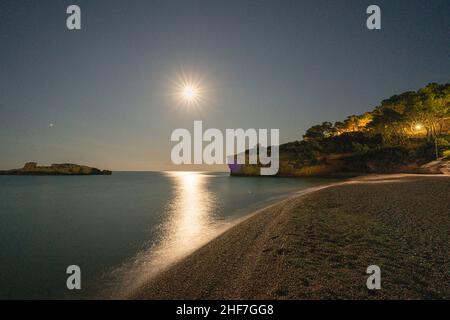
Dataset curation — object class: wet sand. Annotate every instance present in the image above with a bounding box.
[131,174,450,299]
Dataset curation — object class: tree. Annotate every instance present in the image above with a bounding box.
[399,83,450,141]
[303,122,334,141]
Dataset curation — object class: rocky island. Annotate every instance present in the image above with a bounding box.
[0,162,112,175]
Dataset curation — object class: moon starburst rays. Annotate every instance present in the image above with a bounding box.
[171,72,207,108]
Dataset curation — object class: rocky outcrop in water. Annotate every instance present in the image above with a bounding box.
[0,162,112,175]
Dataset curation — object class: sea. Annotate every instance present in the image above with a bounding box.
[0,171,339,299]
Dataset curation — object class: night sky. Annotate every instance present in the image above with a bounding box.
[1,0,449,170]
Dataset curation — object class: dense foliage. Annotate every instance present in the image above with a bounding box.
[284,83,450,165]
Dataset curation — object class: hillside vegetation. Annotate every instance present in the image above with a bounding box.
[231,83,450,176]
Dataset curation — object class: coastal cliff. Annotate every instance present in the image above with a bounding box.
[229,153,450,177]
[0,162,112,175]
[230,83,450,177]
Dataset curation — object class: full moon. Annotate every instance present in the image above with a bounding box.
[172,71,206,108]
[181,85,198,101]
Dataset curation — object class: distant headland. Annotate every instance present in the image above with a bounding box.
[0,162,112,175]
[229,83,450,176]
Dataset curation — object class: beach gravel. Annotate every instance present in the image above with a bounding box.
[132,175,450,299]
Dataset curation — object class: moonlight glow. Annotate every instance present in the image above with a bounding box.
[172,71,207,108]
[181,85,198,102]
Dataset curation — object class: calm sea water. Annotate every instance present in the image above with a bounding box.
[0,172,339,299]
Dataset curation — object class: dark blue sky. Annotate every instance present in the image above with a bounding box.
[1,0,449,170]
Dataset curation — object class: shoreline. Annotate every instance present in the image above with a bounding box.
[108,176,348,299]
[131,174,450,299]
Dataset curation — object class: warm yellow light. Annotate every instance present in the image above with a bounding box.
[415,124,423,130]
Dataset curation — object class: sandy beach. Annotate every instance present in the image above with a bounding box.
[131,174,450,300]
